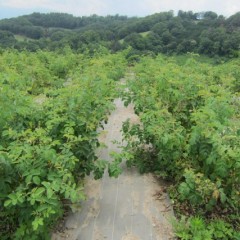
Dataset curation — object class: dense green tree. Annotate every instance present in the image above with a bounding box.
[199,37,214,55]
[161,30,173,45]
[0,30,16,47]
[178,10,197,20]
[226,12,240,32]
[50,31,68,41]
[145,32,162,52]
[204,11,218,20]
[124,33,146,50]
[0,11,239,57]
[152,22,168,36]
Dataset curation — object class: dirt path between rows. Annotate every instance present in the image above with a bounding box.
[52,76,175,240]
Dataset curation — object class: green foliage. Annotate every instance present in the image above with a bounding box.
[0,49,127,239]
[121,54,240,236]
[173,216,239,240]
[178,169,224,210]
[0,11,239,57]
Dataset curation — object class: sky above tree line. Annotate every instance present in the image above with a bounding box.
[0,0,239,19]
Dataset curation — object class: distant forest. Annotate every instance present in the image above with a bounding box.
[0,11,240,57]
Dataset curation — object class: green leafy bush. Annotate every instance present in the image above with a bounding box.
[174,216,239,240]
[0,49,126,239]
[121,54,240,236]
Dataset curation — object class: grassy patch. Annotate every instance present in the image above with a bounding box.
[139,31,151,37]
[15,35,34,42]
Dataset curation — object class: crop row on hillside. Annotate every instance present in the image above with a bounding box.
[0,48,126,239]
[121,54,240,239]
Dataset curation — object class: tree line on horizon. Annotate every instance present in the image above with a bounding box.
[0,10,239,57]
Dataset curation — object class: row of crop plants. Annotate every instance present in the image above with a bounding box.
[0,48,126,239]
[121,54,240,239]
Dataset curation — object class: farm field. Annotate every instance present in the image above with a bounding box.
[0,48,126,239]
[0,48,239,240]
[121,54,240,239]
